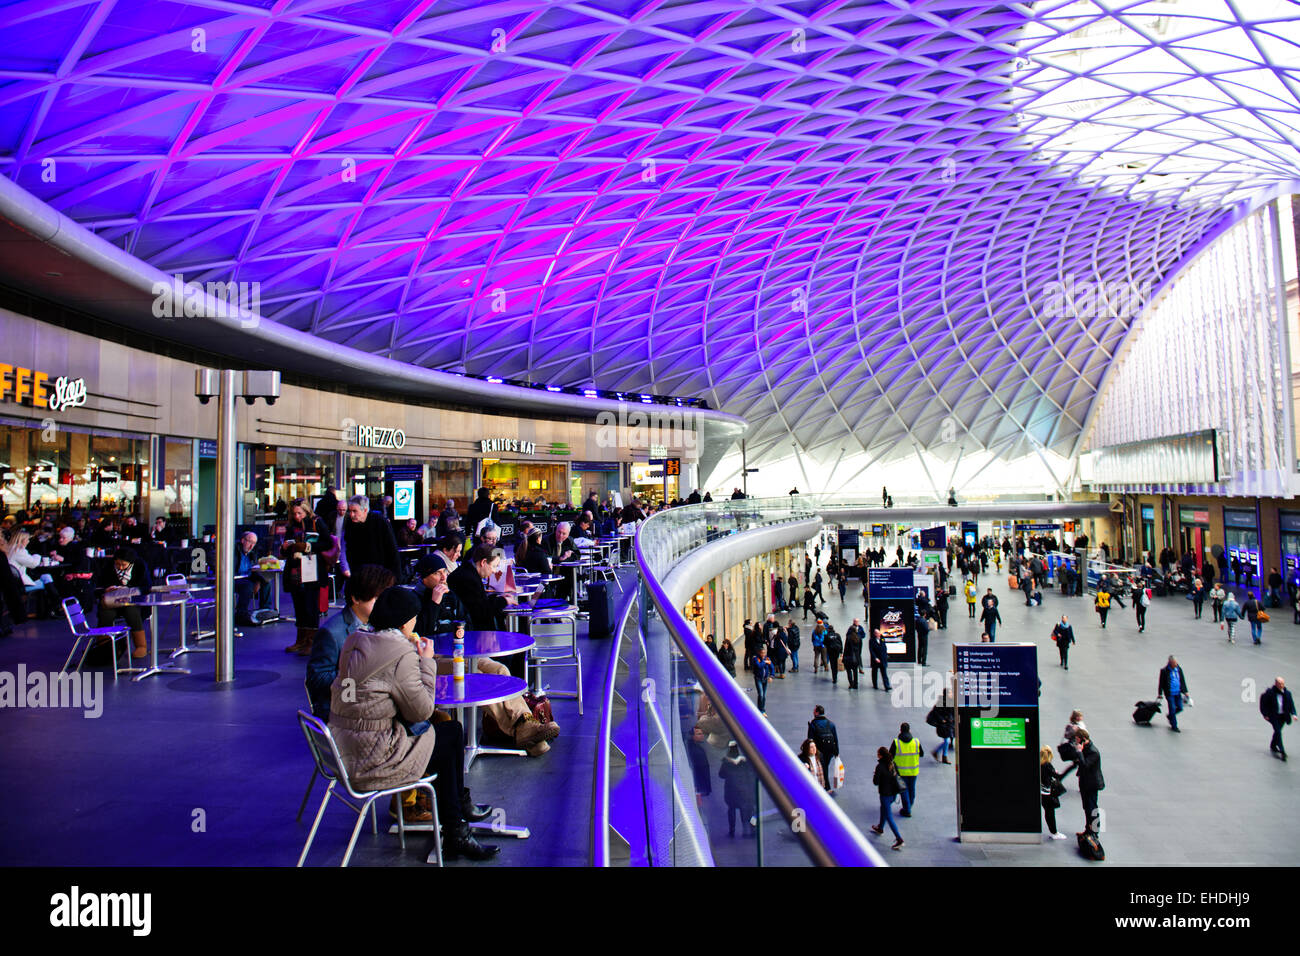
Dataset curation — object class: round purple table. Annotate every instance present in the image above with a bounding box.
[428,671,532,849]
[432,630,533,660]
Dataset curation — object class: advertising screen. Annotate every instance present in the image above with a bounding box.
[969,717,1027,748]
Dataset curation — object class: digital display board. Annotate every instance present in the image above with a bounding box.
[969,717,1026,748]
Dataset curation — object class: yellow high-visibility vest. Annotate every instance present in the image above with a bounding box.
[1096,591,1110,609]
[893,736,922,776]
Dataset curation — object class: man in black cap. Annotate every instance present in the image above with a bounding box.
[414,553,557,755]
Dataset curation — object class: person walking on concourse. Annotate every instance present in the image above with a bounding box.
[1052,615,1075,669]
[1157,655,1189,732]
[1260,676,1295,761]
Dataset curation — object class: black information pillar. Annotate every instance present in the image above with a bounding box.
[953,642,1040,843]
[867,567,916,664]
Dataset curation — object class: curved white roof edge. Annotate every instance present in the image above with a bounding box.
[0,173,748,442]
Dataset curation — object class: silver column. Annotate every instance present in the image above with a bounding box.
[215,368,237,683]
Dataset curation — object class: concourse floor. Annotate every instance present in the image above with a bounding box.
[0,582,623,867]
[716,565,1300,866]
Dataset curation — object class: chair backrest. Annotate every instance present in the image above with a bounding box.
[165,572,187,588]
[296,710,363,796]
[531,611,577,651]
[62,597,89,635]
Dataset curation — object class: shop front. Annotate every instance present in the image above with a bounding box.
[630,461,678,506]
[1178,506,1211,572]
[1279,511,1300,590]
[248,445,335,518]
[481,439,567,506]
[1223,507,1261,587]
[347,455,473,519]
[569,461,621,508]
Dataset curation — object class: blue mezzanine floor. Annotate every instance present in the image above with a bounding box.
[0,581,622,867]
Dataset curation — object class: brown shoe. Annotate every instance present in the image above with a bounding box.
[514,715,552,750]
[541,720,560,742]
[389,793,432,824]
[525,740,551,758]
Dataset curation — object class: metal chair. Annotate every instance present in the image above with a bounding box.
[297,682,321,822]
[60,597,135,682]
[296,710,442,867]
[528,606,583,715]
[165,573,216,641]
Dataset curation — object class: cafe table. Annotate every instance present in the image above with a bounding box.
[127,591,195,681]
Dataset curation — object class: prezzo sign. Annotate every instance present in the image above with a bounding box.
[354,425,406,449]
[0,363,88,412]
[480,438,536,455]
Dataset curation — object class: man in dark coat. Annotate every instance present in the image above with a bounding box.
[822,626,843,685]
[1260,676,1296,760]
[342,495,400,577]
[806,705,839,790]
[1073,729,1104,834]
[466,487,494,534]
[868,627,891,691]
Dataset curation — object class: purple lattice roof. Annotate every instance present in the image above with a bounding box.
[2,0,1298,467]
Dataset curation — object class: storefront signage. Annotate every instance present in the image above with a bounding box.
[383,465,422,481]
[198,439,218,458]
[1223,509,1256,529]
[571,461,619,472]
[393,481,416,521]
[355,425,406,449]
[1179,508,1210,525]
[1279,512,1300,534]
[480,438,536,455]
[0,364,88,411]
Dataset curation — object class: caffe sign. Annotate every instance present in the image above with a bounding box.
[0,363,88,412]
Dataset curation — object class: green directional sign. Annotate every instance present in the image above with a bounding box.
[968,717,1026,749]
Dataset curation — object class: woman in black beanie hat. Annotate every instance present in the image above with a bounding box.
[329,585,498,861]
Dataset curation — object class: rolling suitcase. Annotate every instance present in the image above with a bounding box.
[586,580,614,640]
[1132,699,1161,725]
[1077,831,1105,861]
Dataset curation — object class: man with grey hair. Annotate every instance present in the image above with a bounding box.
[233,530,272,621]
[476,520,500,549]
[342,495,399,578]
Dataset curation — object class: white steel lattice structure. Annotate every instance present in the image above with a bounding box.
[1085,203,1293,496]
[1,0,1300,490]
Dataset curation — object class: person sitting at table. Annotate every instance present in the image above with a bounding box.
[1,531,60,616]
[93,547,153,659]
[448,544,512,633]
[413,554,557,756]
[515,527,552,577]
[473,520,500,550]
[435,534,463,571]
[394,517,422,548]
[46,525,89,598]
[328,586,498,860]
[307,564,395,721]
[435,500,459,539]
[146,516,175,546]
[546,521,579,563]
[233,531,274,623]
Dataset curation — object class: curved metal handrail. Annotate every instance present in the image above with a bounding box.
[633,499,885,867]
[591,582,640,867]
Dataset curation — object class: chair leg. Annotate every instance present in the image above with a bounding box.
[61,636,85,674]
[396,795,406,850]
[342,799,371,867]
[370,801,378,835]
[297,782,335,867]
[425,784,442,866]
[577,651,584,716]
[296,767,319,821]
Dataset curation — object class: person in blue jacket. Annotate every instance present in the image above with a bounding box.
[1157,655,1189,733]
[752,645,775,714]
[305,564,394,720]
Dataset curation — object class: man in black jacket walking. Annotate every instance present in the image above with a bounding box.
[822,626,843,685]
[1260,676,1296,760]
[807,705,839,790]
[342,495,400,577]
